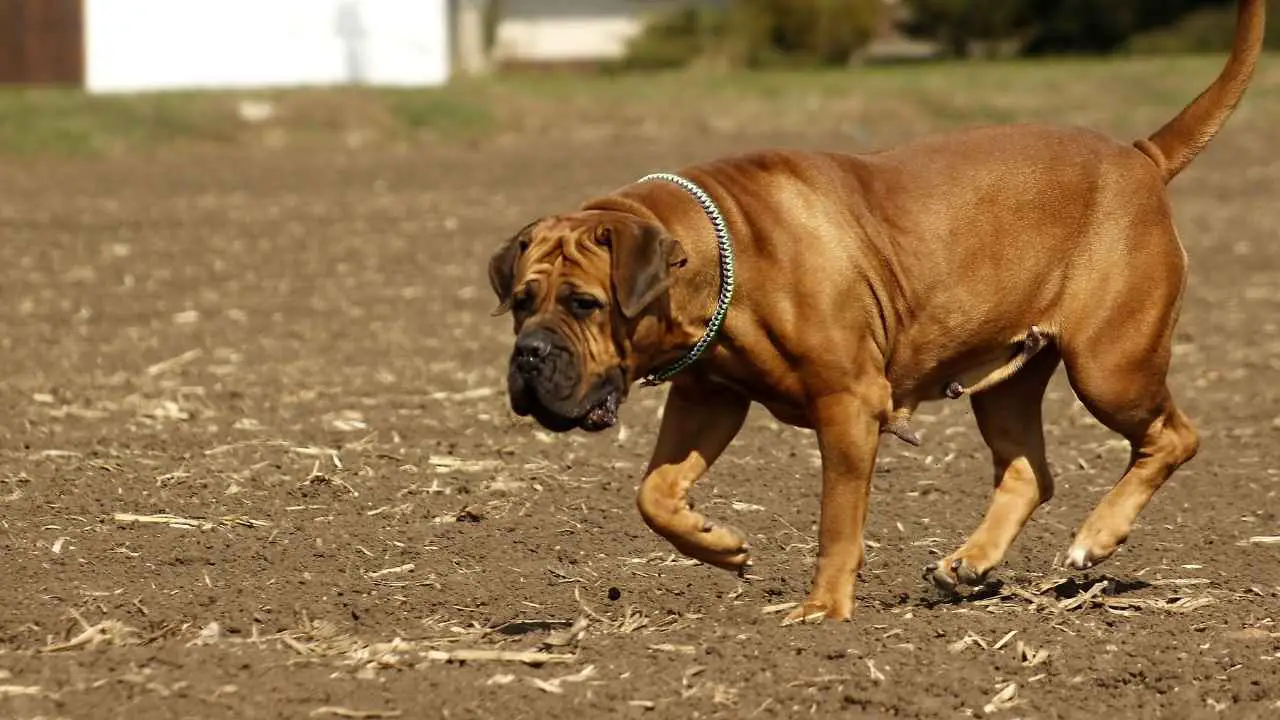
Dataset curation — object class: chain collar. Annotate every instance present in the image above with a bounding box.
[635,173,736,387]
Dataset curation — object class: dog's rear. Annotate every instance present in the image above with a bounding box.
[914,0,1267,590]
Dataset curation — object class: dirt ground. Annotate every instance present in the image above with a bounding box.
[3,79,1280,720]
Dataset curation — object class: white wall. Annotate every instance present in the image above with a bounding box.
[492,0,649,63]
[85,0,450,93]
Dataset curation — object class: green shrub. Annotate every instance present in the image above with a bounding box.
[1127,0,1279,53]
[903,0,1030,58]
[901,0,1265,57]
[622,0,884,70]
[621,4,731,70]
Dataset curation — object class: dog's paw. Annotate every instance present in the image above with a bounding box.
[925,556,992,595]
[643,502,753,573]
[1063,540,1118,571]
[1064,525,1128,571]
[673,519,752,573]
[1064,547,1095,571]
[781,595,853,626]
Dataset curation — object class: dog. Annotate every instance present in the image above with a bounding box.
[486,0,1265,624]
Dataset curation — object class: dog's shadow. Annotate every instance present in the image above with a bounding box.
[911,573,1154,610]
[487,619,573,637]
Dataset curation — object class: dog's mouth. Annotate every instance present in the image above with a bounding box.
[579,390,621,432]
[511,369,626,434]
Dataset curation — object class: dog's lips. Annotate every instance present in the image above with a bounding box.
[580,391,621,432]
[510,378,621,433]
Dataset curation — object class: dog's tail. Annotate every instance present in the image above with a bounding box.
[1136,0,1266,183]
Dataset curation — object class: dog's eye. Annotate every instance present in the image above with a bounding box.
[512,292,535,315]
[568,294,605,317]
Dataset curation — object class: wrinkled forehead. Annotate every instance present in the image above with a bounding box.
[521,215,610,284]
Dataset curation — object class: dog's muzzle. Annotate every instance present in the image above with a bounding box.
[507,328,624,433]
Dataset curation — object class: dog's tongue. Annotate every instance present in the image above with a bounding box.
[583,394,620,430]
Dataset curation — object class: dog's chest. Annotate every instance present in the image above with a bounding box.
[705,372,813,429]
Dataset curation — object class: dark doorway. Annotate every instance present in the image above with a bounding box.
[0,0,85,86]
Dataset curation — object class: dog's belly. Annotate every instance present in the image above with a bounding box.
[704,318,1053,433]
[761,400,813,429]
[889,330,1051,406]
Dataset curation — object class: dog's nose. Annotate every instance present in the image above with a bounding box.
[514,333,552,373]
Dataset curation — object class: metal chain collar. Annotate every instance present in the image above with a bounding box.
[635,172,736,387]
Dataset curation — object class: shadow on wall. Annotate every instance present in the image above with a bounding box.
[336,0,367,84]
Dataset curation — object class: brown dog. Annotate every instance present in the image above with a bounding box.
[487,0,1265,624]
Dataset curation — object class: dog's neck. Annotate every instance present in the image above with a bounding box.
[582,185,729,384]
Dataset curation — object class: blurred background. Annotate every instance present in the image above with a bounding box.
[0,0,1276,157]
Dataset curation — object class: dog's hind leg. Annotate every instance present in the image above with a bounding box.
[927,345,1061,593]
[1060,356,1199,571]
[636,382,752,573]
[1058,230,1199,571]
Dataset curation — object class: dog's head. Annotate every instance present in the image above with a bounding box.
[487,211,687,433]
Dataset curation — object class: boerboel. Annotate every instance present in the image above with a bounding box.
[486,0,1266,624]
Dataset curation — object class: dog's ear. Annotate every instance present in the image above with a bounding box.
[488,220,538,316]
[604,219,687,319]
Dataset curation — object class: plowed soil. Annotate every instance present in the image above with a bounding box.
[3,82,1280,720]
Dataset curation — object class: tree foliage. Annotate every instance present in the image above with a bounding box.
[623,0,1267,69]
[903,0,1030,58]
[623,0,885,70]
[902,0,1248,57]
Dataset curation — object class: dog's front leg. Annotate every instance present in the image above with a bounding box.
[785,387,884,625]
[636,382,752,572]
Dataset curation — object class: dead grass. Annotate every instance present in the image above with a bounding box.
[29,584,688,686]
[948,575,1224,618]
[111,513,270,531]
[3,53,1278,157]
[39,611,143,653]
